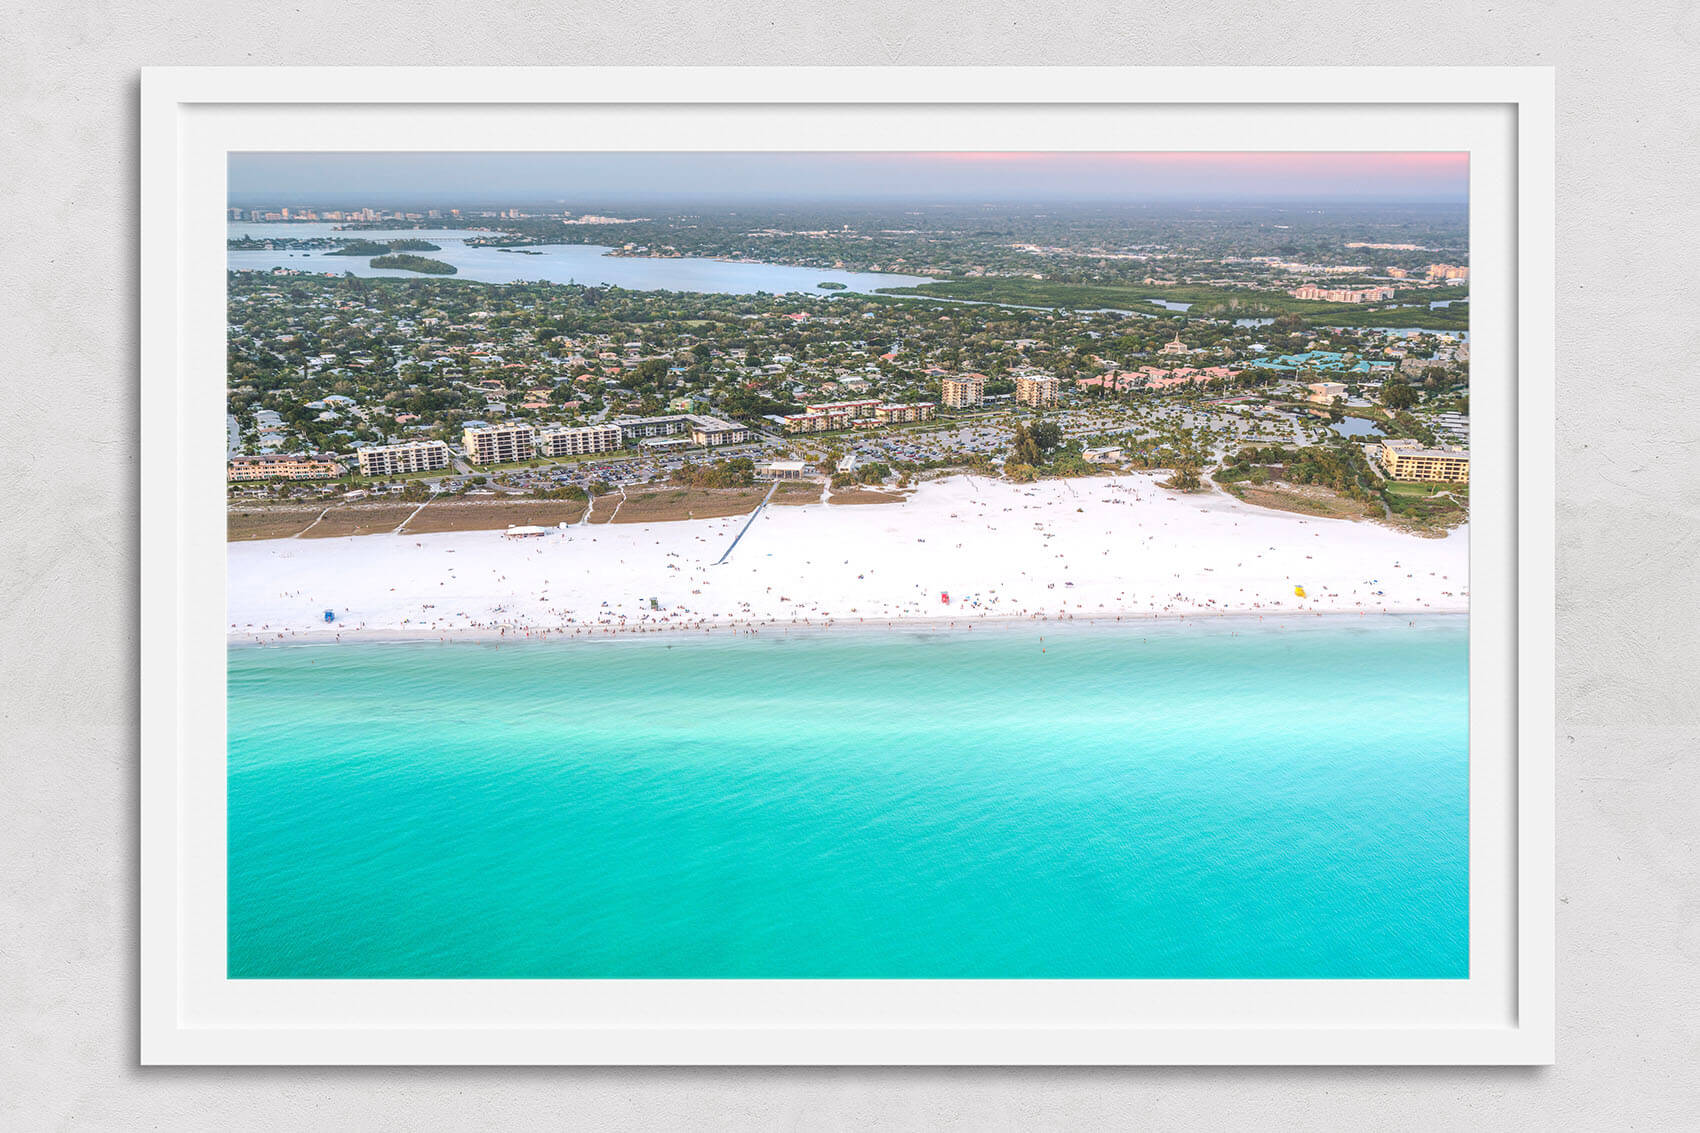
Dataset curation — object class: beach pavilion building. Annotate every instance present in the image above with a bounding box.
[755,460,813,482]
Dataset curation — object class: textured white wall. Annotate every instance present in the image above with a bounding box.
[3,3,1697,1128]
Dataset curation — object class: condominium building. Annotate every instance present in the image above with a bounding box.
[356,439,451,477]
[1289,284,1397,303]
[804,399,881,420]
[1378,438,1470,482]
[1014,374,1063,408]
[615,415,692,443]
[940,373,986,409]
[227,453,345,481]
[873,402,936,424]
[783,410,851,434]
[687,415,751,447]
[614,413,749,447]
[785,402,937,433]
[461,422,535,465]
[1426,263,1470,281]
[535,423,623,457]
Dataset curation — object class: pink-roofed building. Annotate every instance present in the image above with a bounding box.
[1143,365,1239,390]
[1077,372,1144,394]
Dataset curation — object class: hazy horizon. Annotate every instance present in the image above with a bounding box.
[229,151,1468,208]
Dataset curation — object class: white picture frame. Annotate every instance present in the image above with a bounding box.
[140,65,1555,1065]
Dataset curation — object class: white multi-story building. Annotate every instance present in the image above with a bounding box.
[535,423,623,457]
[462,422,535,465]
[687,415,751,447]
[612,413,748,447]
[356,439,452,477]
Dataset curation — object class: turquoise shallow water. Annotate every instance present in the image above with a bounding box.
[228,617,1468,979]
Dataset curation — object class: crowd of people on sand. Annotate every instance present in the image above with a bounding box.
[229,474,1467,646]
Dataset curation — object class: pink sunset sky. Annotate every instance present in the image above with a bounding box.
[231,151,1469,204]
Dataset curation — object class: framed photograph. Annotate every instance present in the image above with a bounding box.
[140,66,1555,1065]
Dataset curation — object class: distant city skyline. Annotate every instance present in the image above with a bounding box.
[229,151,1468,207]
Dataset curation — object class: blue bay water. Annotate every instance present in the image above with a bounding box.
[225,226,936,295]
[228,617,1469,979]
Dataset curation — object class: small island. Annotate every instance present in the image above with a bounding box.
[497,247,544,255]
[329,238,441,256]
[369,253,458,275]
[327,239,395,257]
[816,280,848,290]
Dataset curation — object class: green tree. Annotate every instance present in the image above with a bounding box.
[1169,460,1201,490]
[1009,425,1042,468]
[1382,381,1418,410]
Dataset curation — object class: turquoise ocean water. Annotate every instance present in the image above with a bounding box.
[228,617,1468,979]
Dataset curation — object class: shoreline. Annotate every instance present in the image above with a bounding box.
[228,608,1468,648]
[230,473,1468,645]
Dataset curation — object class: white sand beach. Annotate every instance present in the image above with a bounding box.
[227,473,1468,641]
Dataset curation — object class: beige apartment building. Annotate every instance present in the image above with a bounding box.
[1378,438,1470,482]
[940,373,986,409]
[535,423,623,458]
[462,422,536,465]
[355,439,451,477]
[805,400,881,420]
[227,453,345,482]
[783,410,850,434]
[687,415,750,447]
[785,402,937,433]
[1289,283,1397,303]
[873,402,936,424]
[1306,381,1348,405]
[1014,374,1062,408]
